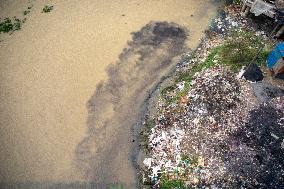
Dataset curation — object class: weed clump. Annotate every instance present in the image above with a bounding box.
[219,31,272,72]
[176,45,222,84]
[42,5,54,13]
[23,10,30,15]
[162,46,222,103]
[0,18,22,33]
[165,30,273,103]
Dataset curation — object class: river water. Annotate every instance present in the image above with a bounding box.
[0,0,218,187]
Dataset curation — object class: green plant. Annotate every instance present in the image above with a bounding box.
[0,18,22,33]
[42,5,53,13]
[23,10,30,15]
[257,42,274,67]
[219,30,272,72]
[234,0,241,4]
[161,85,176,97]
[0,18,13,33]
[176,46,222,83]
[168,46,222,103]
[160,178,187,189]
[13,18,22,30]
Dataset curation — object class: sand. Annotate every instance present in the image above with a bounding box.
[0,0,218,185]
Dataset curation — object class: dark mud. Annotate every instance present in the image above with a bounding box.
[230,98,284,188]
[74,21,189,186]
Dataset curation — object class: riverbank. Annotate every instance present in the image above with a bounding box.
[0,0,219,188]
[139,2,284,188]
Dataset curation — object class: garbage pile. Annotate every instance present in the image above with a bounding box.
[140,3,284,188]
[142,66,258,187]
[143,126,185,181]
[143,66,284,188]
[186,66,256,126]
[177,67,257,187]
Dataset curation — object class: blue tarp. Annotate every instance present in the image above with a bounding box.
[267,43,284,68]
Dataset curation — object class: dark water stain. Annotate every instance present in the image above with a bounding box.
[74,21,189,186]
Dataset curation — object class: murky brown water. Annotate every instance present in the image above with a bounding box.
[0,0,218,186]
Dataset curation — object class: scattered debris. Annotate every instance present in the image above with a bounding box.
[139,2,284,188]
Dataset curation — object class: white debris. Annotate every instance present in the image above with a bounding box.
[177,81,185,91]
[147,126,185,180]
[237,66,246,79]
[143,158,152,168]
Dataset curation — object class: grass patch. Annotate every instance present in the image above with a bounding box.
[161,85,176,98]
[42,5,54,13]
[0,18,22,33]
[162,30,274,103]
[160,177,186,189]
[176,46,222,83]
[219,30,273,72]
[165,46,222,103]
